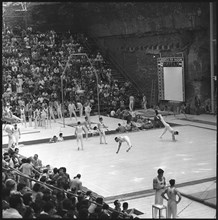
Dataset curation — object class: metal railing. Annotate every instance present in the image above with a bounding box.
[3,165,129,219]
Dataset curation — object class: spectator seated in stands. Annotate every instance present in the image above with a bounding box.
[2,186,11,210]
[17,182,32,196]
[2,193,25,218]
[84,190,94,207]
[56,167,70,190]
[99,203,111,219]
[88,197,104,215]
[44,164,53,176]
[9,151,20,173]
[38,200,60,218]
[116,123,126,133]
[122,202,134,219]
[5,178,17,193]
[14,148,22,165]
[111,199,122,219]
[31,154,42,171]
[3,153,11,169]
[8,143,16,157]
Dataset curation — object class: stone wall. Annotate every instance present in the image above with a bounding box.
[86,3,213,108]
[96,29,211,106]
[86,2,209,36]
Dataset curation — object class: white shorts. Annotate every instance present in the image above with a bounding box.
[166,124,174,133]
[77,133,83,139]
[124,136,131,146]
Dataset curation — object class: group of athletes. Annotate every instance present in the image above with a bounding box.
[2,99,92,129]
[74,109,179,153]
[3,98,179,152]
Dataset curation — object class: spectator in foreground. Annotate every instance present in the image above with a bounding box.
[17,182,31,196]
[19,157,33,188]
[88,197,104,215]
[99,203,111,219]
[70,174,82,193]
[2,193,26,218]
[111,199,122,219]
[38,201,59,218]
[122,202,134,219]
[32,154,42,170]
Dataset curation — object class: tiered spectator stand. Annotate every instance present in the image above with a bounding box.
[2,27,144,120]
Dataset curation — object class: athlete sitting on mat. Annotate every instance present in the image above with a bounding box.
[49,135,58,143]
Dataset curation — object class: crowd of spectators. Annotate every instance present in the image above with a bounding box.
[2,147,135,219]
[2,25,140,123]
[2,25,141,219]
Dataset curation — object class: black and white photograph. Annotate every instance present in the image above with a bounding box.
[2,2,217,218]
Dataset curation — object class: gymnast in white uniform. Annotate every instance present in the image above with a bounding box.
[20,105,27,127]
[68,101,77,121]
[75,121,86,150]
[97,117,108,144]
[155,110,179,141]
[161,179,182,218]
[115,136,133,154]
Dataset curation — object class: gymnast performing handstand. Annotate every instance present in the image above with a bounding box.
[155,110,179,141]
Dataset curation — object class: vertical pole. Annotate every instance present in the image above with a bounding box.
[24,11,27,29]
[210,2,215,113]
[3,7,6,32]
[60,55,72,128]
[61,75,65,127]
[96,71,100,118]
[85,54,101,119]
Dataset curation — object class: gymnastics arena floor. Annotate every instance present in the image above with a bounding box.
[3,114,216,218]
[18,124,216,197]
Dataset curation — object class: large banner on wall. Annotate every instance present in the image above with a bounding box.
[157,57,185,102]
